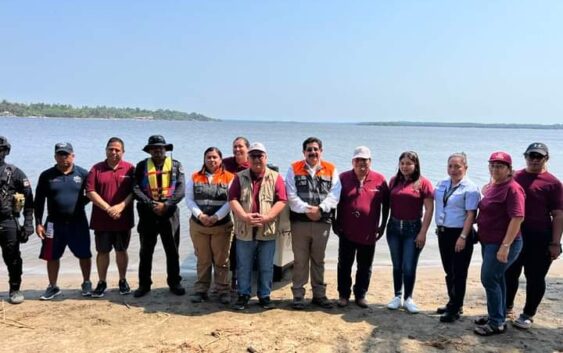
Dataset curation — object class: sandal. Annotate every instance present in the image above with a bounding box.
[474,323,506,336]
[474,316,489,325]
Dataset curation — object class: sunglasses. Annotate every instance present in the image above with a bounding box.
[525,153,545,160]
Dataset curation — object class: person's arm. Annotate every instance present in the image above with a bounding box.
[14,168,34,235]
[376,180,390,240]
[132,161,152,206]
[319,166,341,212]
[185,177,203,218]
[34,172,47,238]
[285,166,309,213]
[497,216,524,263]
[165,160,185,207]
[212,179,233,223]
[549,209,563,260]
[260,200,287,224]
[455,210,476,252]
[415,197,434,248]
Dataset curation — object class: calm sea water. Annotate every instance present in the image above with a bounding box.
[2,117,562,276]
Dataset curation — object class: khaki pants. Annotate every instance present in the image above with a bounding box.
[291,220,331,298]
[189,219,233,294]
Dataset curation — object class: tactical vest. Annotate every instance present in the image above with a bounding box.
[191,169,234,225]
[0,164,16,218]
[290,160,335,223]
[233,168,280,241]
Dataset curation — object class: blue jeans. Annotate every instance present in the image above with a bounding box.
[480,237,523,327]
[386,218,422,299]
[236,238,276,298]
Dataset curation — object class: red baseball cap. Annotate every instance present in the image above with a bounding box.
[488,151,512,167]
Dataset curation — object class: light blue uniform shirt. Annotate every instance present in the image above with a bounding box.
[434,177,480,228]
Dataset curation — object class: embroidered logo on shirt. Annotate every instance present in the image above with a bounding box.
[73,176,82,184]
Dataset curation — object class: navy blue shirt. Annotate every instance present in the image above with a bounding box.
[34,165,90,225]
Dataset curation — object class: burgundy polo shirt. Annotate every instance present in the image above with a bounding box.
[477,179,525,244]
[86,160,135,231]
[514,169,563,232]
[228,171,287,213]
[223,156,250,174]
[389,176,434,220]
[336,169,389,245]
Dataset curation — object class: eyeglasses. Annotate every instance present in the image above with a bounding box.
[249,154,265,160]
[525,153,545,160]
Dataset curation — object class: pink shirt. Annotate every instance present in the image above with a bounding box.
[85,160,135,231]
[335,170,389,245]
[477,179,525,244]
[389,176,434,220]
[514,169,563,232]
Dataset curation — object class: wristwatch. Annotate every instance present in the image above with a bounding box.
[459,233,467,240]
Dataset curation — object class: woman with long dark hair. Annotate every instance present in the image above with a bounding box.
[186,147,235,305]
[386,151,434,314]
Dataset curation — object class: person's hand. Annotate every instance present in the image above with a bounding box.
[152,202,167,216]
[305,206,322,221]
[454,237,466,252]
[497,246,509,263]
[376,226,386,241]
[36,224,46,240]
[415,232,426,249]
[107,202,126,219]
[549,243,561,260]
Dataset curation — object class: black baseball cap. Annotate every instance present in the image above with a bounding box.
[55,142,74,154]
[524,142,548,156]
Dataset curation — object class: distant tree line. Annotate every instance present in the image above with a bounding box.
[359,121,562,130]
[0,99,216,121]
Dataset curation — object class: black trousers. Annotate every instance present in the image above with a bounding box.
[437,227,473,313]
[138,213,182,288]
[505,229,552,317]
[337,235,375,300]
[0,218,22,291]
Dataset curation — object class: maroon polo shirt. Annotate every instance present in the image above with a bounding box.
[86,160,135,231]
[514,169,563,232]
[223,156,250,174]
[228,170,287,213]
[389,176,434,220]
[336,169,389,245]
[477,179,525,244]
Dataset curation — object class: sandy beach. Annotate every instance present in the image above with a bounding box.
[0,259,561,353]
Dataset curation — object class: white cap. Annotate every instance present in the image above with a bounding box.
[352,146,371,159]
[248,142,267,154]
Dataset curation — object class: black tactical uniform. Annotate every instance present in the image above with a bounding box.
[0,136,34,298]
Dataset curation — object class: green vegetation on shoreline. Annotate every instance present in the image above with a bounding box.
[0,99,216,121]
[360,121,562,130]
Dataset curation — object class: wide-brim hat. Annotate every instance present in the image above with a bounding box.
[143,135,173,153]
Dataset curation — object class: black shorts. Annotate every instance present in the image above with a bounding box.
[94,230,131,252]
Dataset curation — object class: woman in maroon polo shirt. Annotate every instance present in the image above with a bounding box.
[385,151,434,314]
[474,151,524,336]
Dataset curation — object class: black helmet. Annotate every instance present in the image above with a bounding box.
[0,136,11,154]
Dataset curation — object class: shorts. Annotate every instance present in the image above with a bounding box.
[94,230,131,252]
[39,217,92,261]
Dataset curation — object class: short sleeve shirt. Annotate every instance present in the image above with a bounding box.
[85,160,135,231]
[228,171,287,213]
[513,169,563,232]
[434,177,480,228]
[477,179,525,244]
[389,176,434,220]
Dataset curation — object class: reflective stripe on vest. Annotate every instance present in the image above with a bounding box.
[291,160,334,206]
[192,169,234,216]
[145,157,175,200]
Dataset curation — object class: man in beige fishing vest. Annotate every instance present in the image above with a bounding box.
[228,142,287,310]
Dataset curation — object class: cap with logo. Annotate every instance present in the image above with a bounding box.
[248,142,267,155]
[352,146,371,159]
[524,142,548,156]
[488,151,512,167]
[55,142,73,154]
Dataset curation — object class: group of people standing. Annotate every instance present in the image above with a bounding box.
[0,134,561,338]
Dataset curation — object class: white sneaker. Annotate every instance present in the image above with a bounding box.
[404,297,419,314]
[387,296,402,310]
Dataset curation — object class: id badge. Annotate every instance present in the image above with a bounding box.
[46,222,54,239]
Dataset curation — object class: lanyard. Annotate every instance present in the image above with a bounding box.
[442,180,461,208]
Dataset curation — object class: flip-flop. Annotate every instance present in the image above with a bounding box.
[474,323,506,336]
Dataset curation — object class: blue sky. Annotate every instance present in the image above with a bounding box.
[1,1,562,123]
